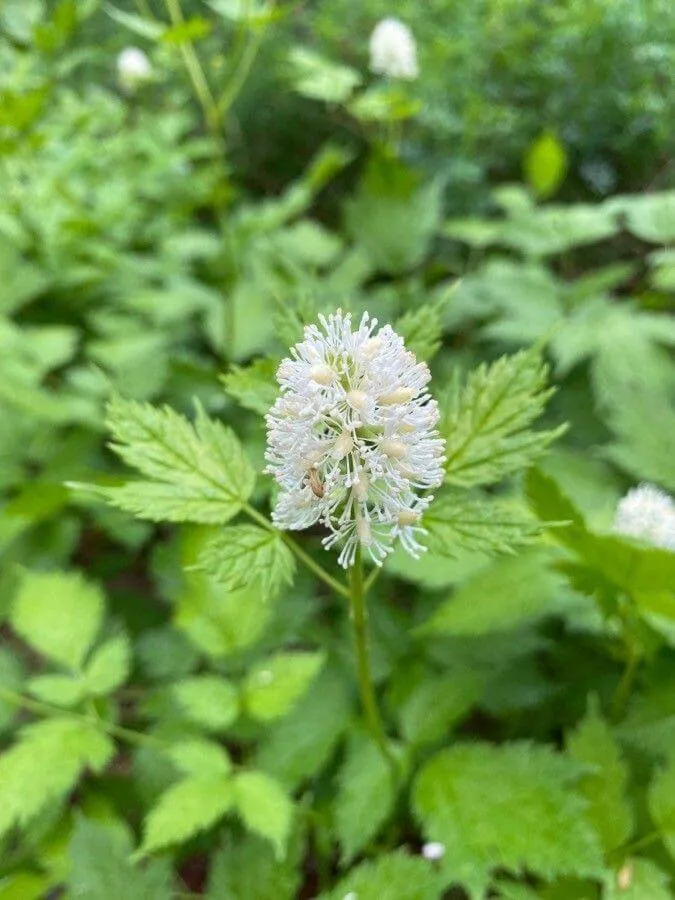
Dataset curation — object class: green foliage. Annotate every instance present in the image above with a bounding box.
[441,349,564,488]
[0,718,113,841]
[413,743,604,898]
[565,702,633,854]
[67,818,174,899]
[199,525,296,600]
[170,676,240,732]
[319,851,443,900]
[232,770,294,859]
[648,758,675,863]
[89,396,256,524]
[11,570,104,670]
[243,652,325,722]
[206,833,301,900]
[221,358,278,415]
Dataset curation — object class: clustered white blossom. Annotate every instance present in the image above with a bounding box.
[117,47,153,93]
[369,17,419,80]
[613,483,675,551]
[265,311,445,568]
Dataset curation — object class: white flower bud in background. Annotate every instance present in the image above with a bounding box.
[421,841,445,861]
[265,310,445,568]
[613,483,675,551]
[369,18,419,80]
[117,47,153,93]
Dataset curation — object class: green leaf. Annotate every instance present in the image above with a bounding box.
[423,492,542,557]
[92,396,255,524]
[604,859,672,900]
[254,666,352,789]
[0,648,24,733]
[420,551,563,636]
[395,302,444,362]
[565,702,633,854]
[524,132,568,200]
[11,570,104,670]
[84,635,130,696]
[221,358,278,415]
[199,525,296,601]
[233,770,293,859]
[614,190,675,243]
[139,776,234,856]
[288,48,362,103]
[648,756,675,863]
[68,817,174,900]
[319,851,443,900]
[206,833,301,900]
[0,718,114,841]
[164,740,232,779]
[344,153,444,274]
[243,652,325,722]
[398,670,484,746]
[27,674,85,707]
[335,731,400,862]
[171,676,239,732]
[442,349,564,487]
[104,4,165,38]
[413,742,604,899]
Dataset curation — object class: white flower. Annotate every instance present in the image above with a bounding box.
[421,841,445,861]
[369,18,419,80]
[613,483,675,551]
[265,311,445,568]
[117,47,152,92]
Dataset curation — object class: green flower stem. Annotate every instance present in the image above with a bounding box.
[243,503,350,600]
[0,686,163,751]
[163,0,222,144]
[349,545,397,773]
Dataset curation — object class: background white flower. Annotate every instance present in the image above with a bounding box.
[369,18,419,80]
[117,47,153,93]
[613,483,675,551]
[265,311,445,567]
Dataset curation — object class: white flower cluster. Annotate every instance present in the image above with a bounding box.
[369,18,419,80]
[613,483,675,551]
[265,311,445,568]
[117,47,152,93]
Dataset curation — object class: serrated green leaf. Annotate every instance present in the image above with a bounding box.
[27,674,85,707]
[566,702,633,853]
[413,742,604,899]
[424,492,542,557]
[139,776,233,856]
[0,718,114,841]
[319,851,443,900]
[68,817,173,899]
[171,676,239,732]
[243,652,325,722]
[335,731,399,862]
[233,770,293,859]
[395,302,444,362]
[288,48,362,103]
[199,525,296,600]
[94,396,255,524]
[84,635,130,696]
[420,551,563,636]
[11,570,104,670]
[442,349,563,488]
[221,358,278,415]
[206,832,301,900]
[164,739,232,779]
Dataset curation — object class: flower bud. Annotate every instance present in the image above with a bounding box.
[369,18,419,80]
[117,47,152,93]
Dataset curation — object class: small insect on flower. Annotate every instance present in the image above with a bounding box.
[369,17,419,80]
[117,47,153,93]
[265,310,446,568]
[613,483,675,552]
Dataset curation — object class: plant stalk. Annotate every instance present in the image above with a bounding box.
[349,545,397,773]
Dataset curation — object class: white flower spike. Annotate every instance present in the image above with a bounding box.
[265,311,445,568]
[117,47,153,93]
[613,483,675,551]
[369,17,419,80]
